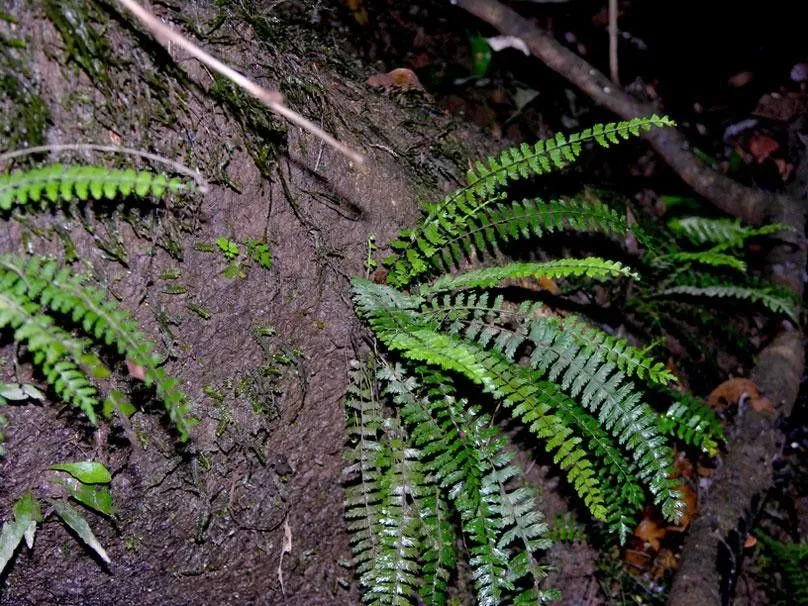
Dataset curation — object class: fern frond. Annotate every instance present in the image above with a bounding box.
[421,292,681,523]
[667,216,785,248]
[381,363,554,602]
[0,254,195,439]
[657,284,798,322]
[0,164,190,210]
[420,258,638,296]
[0,290,101,422]
[657,389,724,456]
[466,116,675,197]
[344,359,387,581]
[415,485,456,606]
[655,250,747,272]
[385,115,675,289]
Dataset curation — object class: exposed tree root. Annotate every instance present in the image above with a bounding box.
[454,1,806,603]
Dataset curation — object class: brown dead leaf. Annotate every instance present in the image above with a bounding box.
[773,158,794,181]
[367,68,425,93]
[707,377,773,413]
[747,134,779,164]
[126,358,147,381]
[634,517,667,552]
[343,0,368,26]
[728,71,754,88]
[754,91,807,122]
[744,534,757,548]
[651,548,679,580]
[674,483,698,529]
[623,548,651,570]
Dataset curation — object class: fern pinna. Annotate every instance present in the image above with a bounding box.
[345,116,725,605]
[0,164,196,449]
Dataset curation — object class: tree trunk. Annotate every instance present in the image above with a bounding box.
[0,1,490,603]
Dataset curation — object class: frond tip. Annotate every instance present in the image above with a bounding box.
[0,164,192,210]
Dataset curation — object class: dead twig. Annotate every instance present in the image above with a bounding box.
[608,0,619,85]
[115,0,364,165]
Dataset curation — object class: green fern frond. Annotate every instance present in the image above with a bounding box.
[420,258,638,296]
[466,116,675,198]
[417,290,681,523]
[0,164,190,210]
[756,532,808,605]
[0,254,195,439]
[0,290,101,423]
[667,216,786,248]
[381,363,555,603]
[655,250,747,272]
[656,284,798,322]
[357,280,668,531]
[344,359,387,582]
[385,115,674,289]
[561,317,676,386]
[657,389,724,456]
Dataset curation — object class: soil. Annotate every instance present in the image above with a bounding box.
[0,1,805,605]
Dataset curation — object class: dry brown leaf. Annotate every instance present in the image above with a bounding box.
[126,359,147,382]
[744,534,758,548]
[367,68,425,93]
[707,377,773,413]
[747,133,779,164]
[651,548,679,580]
[634,517,668,552]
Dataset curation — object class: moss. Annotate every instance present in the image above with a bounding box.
[43,0,115,89]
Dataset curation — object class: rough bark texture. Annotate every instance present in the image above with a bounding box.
[0,2,492,603]
[668,331,804,605]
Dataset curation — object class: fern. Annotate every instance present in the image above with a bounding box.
[756,532,808,605]
[420,258,638,296]
[0,163,198,448]
[386,116,672,288]
[0,164,190,210]
[667,216,785,249]
[344,117,733,604]
[656,285,798,323]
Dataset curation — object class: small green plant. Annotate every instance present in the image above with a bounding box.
[216,236,240,261]
[364,233,378,278]
[755,532,808,605]
[213,236,271,278]
[343,116,741,605]
[0,461,116,574]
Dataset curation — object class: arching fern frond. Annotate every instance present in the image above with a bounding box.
[0,164,191,210]
[657,389,724,456]
[420,258,638,296]
[667,216,786,248]
[465,116,675,198]
[0,254,195,440]
[385,116,673,290]
[655,250,747,272]
[380,363,556,603]
[656,284,798,322]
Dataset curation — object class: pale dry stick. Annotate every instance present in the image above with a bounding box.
[608,0,619,85]
[0,143,209,192]
[115,0,364,165]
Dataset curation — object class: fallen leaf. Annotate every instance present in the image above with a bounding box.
[707,377,772,413]
[126,359,147,382]
[747,134,779,164]
[634,517,667,552]
[744,534,757,548]
[367,68,425,93]
[728,71,754,88]
[651,548,679,580]
[773,158,794,181]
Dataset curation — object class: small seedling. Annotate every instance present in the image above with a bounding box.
[216,237,240,261]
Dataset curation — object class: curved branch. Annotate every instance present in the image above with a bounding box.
[453,0,796,228]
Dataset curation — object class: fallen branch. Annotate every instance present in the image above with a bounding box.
[454,1,806,604]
